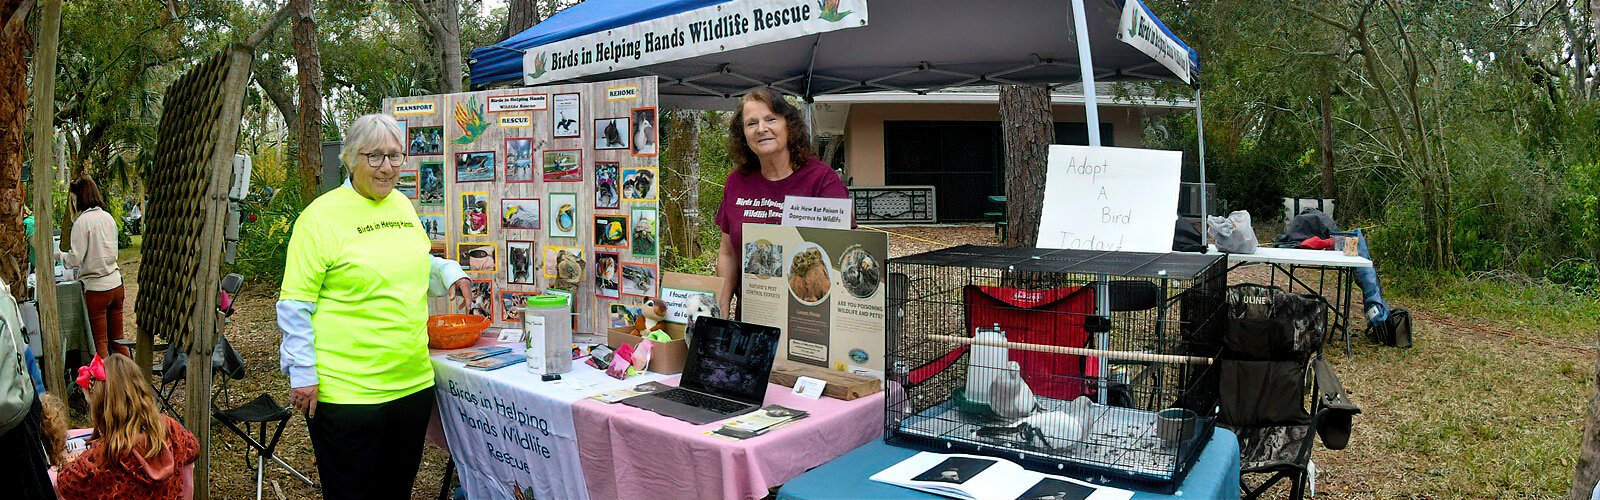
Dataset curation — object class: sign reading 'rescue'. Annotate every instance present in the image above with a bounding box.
[498,115,533,128]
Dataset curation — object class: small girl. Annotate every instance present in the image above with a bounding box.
[56,355,197,500]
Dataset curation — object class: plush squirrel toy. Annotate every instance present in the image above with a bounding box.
[633,297,671,342]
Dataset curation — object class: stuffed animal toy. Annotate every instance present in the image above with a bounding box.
[685,293,721,325]
[632,297,670,342]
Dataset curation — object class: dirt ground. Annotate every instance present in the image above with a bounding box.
[109,223,1593,499]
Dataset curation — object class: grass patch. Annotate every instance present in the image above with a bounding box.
[1383,269,1598,343]
[1304,270,1596,499]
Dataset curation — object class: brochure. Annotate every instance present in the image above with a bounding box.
[706,418,801,442]
[868,452,1133,500]
[447,346,513,362]
[721,404,809,434]
[463,352,526,371]
[589,381,671,403]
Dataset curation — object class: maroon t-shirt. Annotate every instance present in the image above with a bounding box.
[715,157,849,250]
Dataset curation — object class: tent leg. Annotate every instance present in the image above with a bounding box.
[1070,0,1101,147]
[1195,88,1209,245]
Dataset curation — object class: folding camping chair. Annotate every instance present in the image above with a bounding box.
[1216,284,1360,500]
[207,274,314,499]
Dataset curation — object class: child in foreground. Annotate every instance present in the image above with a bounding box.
[55,354,197,500]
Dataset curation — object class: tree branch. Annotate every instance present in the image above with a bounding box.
[245,3,293,49]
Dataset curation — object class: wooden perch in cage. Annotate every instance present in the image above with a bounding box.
[926,334,1214,365]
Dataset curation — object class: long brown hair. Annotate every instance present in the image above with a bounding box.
[727,87,813,174]
[90,354,169,461]
[69,177,105,211]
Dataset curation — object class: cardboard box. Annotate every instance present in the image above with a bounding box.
[607,326,688,374]
[600,272,722,375]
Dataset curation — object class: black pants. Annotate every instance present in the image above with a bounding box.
[0,397,56,500]
[308,386,437,500]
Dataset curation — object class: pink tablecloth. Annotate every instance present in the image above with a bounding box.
[574,377,884,500]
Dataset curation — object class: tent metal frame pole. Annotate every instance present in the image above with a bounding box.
[1070,0,1107,405]
[1069,0,1102,147]
[1195,87,1209,245]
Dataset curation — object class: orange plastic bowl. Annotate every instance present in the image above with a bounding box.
[427,314,492,349]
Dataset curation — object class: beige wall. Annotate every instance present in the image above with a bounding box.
[844,103,1146,186]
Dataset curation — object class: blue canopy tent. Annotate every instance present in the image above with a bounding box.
[473,0,1213,439]
[471,0,1208,214]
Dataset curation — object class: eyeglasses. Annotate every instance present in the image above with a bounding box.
[362,152,406,167]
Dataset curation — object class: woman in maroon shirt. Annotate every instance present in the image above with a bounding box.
[714,88,849,317]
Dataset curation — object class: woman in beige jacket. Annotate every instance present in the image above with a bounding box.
[66,177,128,357]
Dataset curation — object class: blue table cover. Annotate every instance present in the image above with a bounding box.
[776,429,1240,500]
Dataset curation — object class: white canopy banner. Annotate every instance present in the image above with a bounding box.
[1036,145,1182,253]
[1116,0,1194,84]
[524,0,869,86]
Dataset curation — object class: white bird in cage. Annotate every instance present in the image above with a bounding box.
[1019,411,1086,450]
[988,361,1037,419]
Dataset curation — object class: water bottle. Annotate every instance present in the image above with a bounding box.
[965,324,1009,405]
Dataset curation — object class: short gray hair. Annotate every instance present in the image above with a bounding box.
[340,114,407,169]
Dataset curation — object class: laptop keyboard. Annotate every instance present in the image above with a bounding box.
[657,389,749,414]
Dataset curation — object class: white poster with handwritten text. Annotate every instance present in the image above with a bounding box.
[1036,145,1182,253]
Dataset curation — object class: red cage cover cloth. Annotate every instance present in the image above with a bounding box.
[964,285,1096,400]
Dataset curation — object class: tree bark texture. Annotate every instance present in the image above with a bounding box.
[661,109,703,262]
[1572,324,1600,500]
[1319,84,1336,199]
[999,84,1052,248]
[410,0,463,93]
[292,0,323,201]
[501,0,541,41]
[0,0,29,301]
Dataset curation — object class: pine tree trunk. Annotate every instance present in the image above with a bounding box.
[1572,324,1600,500]
[999,84,1052,248]
[292,0,323,201]
[0,0,28,301]
[411,0,463,93]
[501,0,541,41]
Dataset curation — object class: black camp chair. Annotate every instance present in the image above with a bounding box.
[1216,283,1360,500]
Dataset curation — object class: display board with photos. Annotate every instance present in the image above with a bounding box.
[383,76,662,335]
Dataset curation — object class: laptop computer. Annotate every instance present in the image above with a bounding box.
[621,316,782,424]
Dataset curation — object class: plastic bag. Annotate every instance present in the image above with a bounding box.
[1207,210,1259,254]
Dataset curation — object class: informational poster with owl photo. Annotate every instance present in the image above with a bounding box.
[739,224,889,380]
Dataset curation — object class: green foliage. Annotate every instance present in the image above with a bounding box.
[227,148,305,285]
[659,110,734,275]
[1146,0,1600,282]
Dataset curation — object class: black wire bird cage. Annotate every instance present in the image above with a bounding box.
[883,245,1228,492]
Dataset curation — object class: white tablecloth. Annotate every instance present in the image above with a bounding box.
[432,340,665,500]
[1210,246,1372,268]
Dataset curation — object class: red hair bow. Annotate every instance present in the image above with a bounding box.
[76,355,106,391]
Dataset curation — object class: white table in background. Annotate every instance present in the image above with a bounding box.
[1209,246,1373,355]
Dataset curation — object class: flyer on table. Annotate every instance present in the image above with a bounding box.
[740,224,888,380]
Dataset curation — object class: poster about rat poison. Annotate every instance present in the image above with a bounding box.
[740,224,889,380]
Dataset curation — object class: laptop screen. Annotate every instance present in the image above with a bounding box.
[679,317,782,406]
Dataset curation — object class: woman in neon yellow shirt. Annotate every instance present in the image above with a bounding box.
[276,114,469,500]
